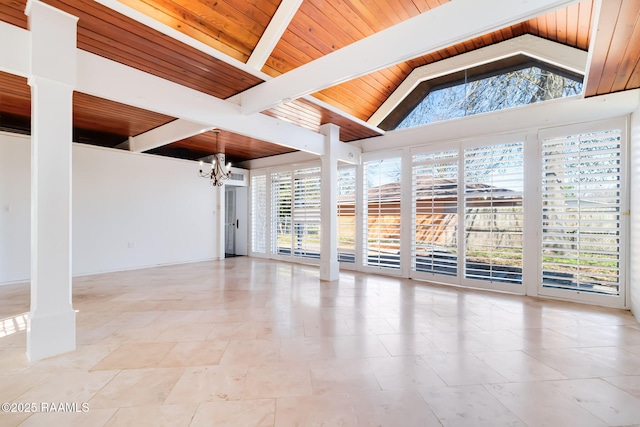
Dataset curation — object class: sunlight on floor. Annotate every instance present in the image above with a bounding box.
[0,312,27,338]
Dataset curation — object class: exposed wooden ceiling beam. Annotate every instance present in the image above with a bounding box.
[88,0,379,142]
[238,0,581,115]
[0,22,29,77]
[0,19,363,162]
[74,51,325,156]
[125,119,213,153]
[580,0,602,97]
[0,20,325,155]
[246,0,303,71]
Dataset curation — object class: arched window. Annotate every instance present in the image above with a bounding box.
[381,56,583,130]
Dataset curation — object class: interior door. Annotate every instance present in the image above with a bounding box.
[225,187,236,256]
[235,187,248,255]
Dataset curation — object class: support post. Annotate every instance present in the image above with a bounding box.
[320,124,340,281]
[26,0,78,361]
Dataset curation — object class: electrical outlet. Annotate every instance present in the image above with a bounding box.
[127,241,135,248]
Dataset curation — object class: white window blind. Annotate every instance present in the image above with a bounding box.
[250,174,267,254]
[412,150,458,276]
[292,167,321,259]
[541,129,622,295]
[338,166,356,263]
[271,170,292,256]
[363,157,402,270]
[464,142,523,284]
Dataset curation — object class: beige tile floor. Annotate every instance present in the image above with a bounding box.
[1,257,640,426]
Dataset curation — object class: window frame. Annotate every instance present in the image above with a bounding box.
[337,165,358,266]
[381,56,584,131]
[361,150,406,276]
[537,118,628,308]
[249,171,269,258]
[410,143,461,283]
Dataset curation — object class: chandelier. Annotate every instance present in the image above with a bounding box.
[198,129,231,186]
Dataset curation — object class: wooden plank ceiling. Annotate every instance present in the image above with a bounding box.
[1,0,639,162]
[123,0,600,123]
[585,0,640,96]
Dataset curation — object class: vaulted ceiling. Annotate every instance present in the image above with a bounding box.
[0,0,639,164]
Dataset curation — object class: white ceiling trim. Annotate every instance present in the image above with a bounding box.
[237,0,580,115]
[238,150,319,170]
[246,0,303,70]
[300,95,384,135]
[368,34,588,126]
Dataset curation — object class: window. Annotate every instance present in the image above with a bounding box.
[271,170,292,256]
[390,64,582,130]
[412,149,458,276]
[541,129,623,295]
[363,157,402,270]
[247,119,626,308]
[464,142,524,284]
[292,167,321,259]
[338,166,356,263]
[270,167,321,259]
[250,174,267,254]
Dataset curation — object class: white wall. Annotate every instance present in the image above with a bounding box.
[0,133,31,283]
[630,106,640,321]
[0,132,219,284]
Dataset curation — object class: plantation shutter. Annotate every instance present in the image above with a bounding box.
[338,166,356,263]
[250,174,267,254]
[463,142,524,284]
[292,167,321,258]
[412,150,458,276]
[271,171,292,256]
[541,129,622,295]
[363,157,402,270]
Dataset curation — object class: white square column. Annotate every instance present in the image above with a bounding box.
[319,124,340,281]
[26,0,78,361]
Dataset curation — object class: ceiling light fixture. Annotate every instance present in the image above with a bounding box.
[198,129,231,186]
